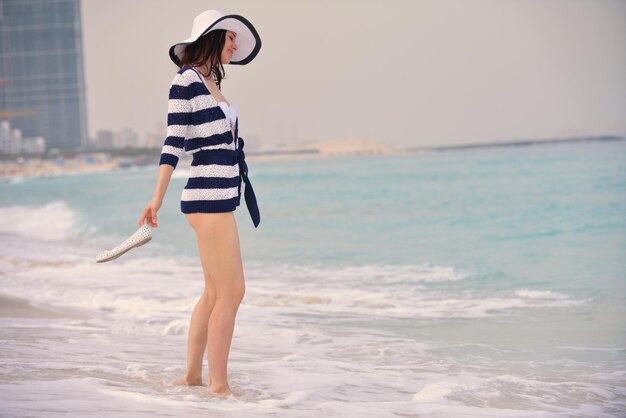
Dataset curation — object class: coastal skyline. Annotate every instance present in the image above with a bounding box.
[81,0,626,149]
[0,0,87,151]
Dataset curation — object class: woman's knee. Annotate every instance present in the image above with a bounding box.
[235,279,246,304]
[215,277,245,307]
[199,287,216,306]
[230,279,246,306]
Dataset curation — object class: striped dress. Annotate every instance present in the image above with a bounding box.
[159,66,260,227]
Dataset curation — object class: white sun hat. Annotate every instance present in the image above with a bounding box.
[169,9,262,66]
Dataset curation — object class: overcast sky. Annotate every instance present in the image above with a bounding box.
[81,0,626,149]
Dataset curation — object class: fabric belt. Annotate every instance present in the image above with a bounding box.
[191,139,260,228]
[236,137,260,228]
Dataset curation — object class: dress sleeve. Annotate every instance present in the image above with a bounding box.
[159,72,192,169]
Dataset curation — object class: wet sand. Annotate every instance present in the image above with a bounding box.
[0,293,76,319]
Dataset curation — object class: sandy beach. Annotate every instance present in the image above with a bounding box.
[0,139,406,179]
[0,153,120,179]
[4,137,620,179]
[0,293,78,319]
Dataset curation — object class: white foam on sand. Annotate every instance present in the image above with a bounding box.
[514,289,569,300]
[243,263,585,319]
[0,250,586,322]
[409,374,623,417]
[0,236,622,417]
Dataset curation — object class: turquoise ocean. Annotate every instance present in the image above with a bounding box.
[0,139,625,417]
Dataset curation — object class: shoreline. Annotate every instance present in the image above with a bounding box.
[0,293,78,319]
[413,134,624,152]
[1,135,623,180]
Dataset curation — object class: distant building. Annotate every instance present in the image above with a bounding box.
[21,136,46,154]
[93,128,143,149]
[0,0,88,150]
[144,132,163,149]
[145,122,167,149]
[0,120,20,154]
[0,120,46,154]
[116,128,140,148]
[95,130,114,149]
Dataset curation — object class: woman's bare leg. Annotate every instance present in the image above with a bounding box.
[176,286,216,386]
[174,247,216,386]
[186,212,245,396]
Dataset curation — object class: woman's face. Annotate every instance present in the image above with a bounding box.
[221,31,238,64]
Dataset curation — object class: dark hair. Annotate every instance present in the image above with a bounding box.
[179,30,226,89]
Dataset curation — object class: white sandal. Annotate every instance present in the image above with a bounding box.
[96,225,152,263]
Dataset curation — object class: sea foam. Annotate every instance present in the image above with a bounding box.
[0,201,83,241]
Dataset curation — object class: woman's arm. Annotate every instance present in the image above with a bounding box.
[138,164,174,227]
[138,70,192,227]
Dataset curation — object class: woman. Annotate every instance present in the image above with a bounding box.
[138,10,262,397]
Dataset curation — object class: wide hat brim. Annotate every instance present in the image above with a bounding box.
[169,11,261,66]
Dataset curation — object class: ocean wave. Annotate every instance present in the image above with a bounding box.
[245,288,585,319]
[242,263,585,319]
[246,262,470,286]
[0,201,87,241]
[514,289,569,300]
[0,252,587,325]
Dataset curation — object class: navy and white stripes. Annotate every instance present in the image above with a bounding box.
[159,67,236,168]
[180,149,243,213]
[159,67,243,215]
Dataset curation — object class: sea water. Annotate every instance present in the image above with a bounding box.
[0,140,624,417]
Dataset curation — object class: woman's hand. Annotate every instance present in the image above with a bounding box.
[138,198,163,228]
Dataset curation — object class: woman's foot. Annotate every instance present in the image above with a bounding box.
[209,383,232,398]
[174,375,203,386]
